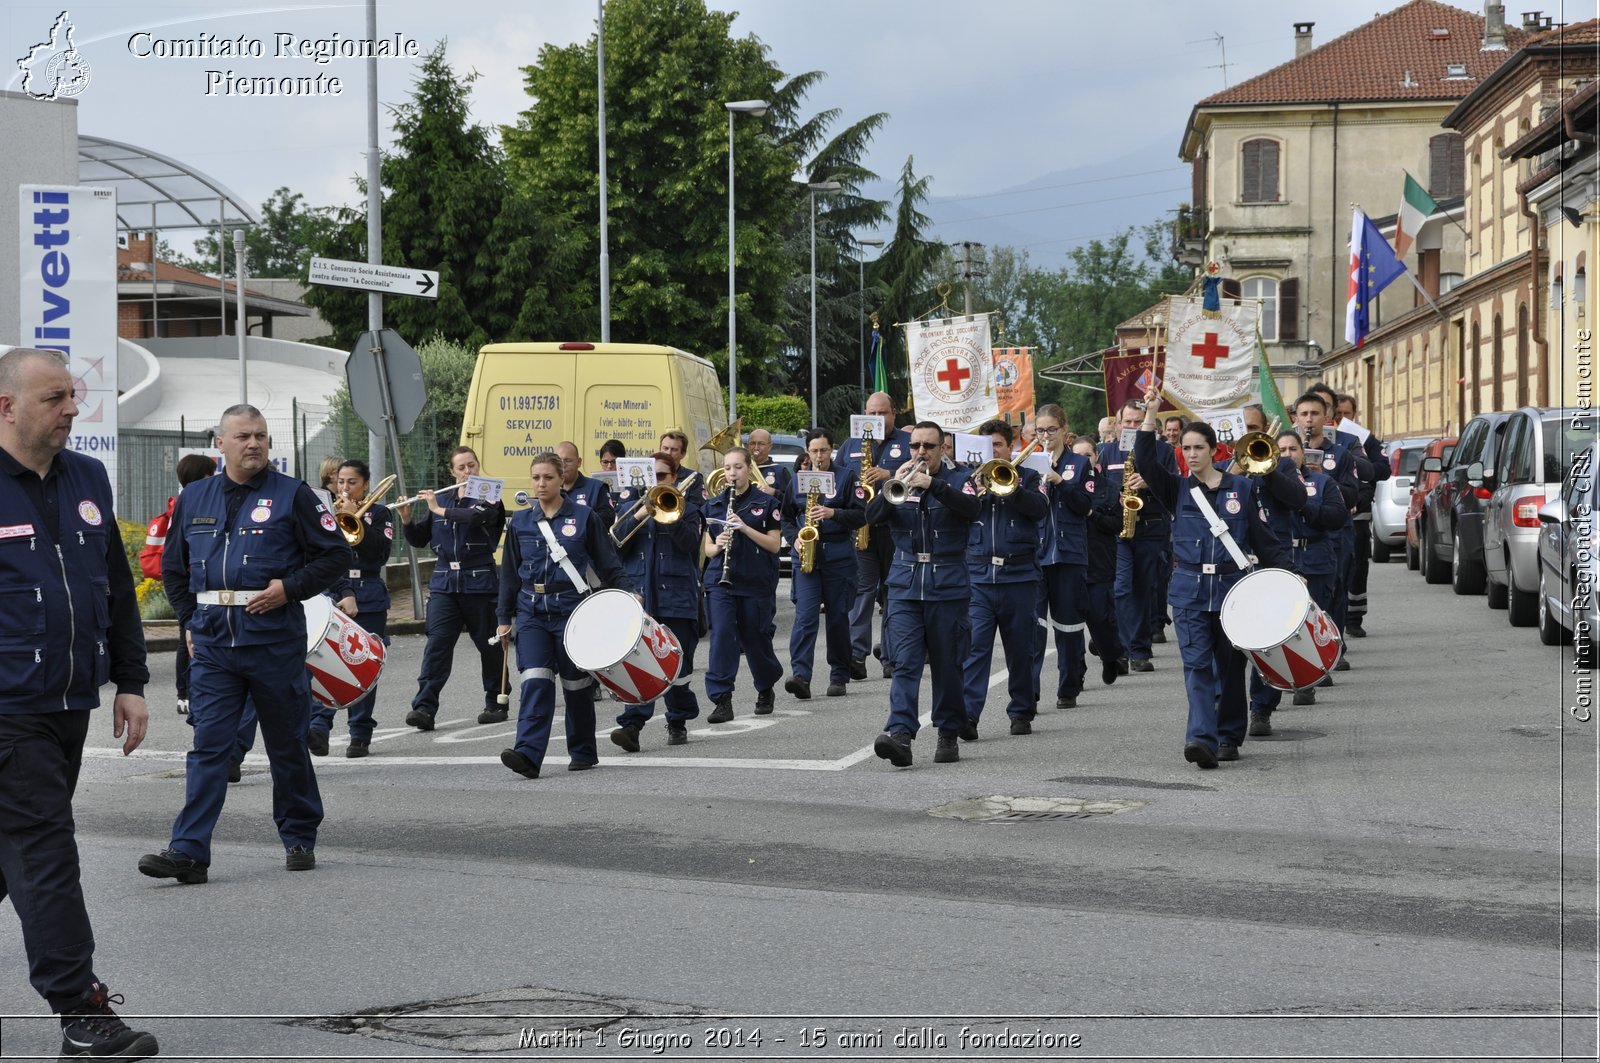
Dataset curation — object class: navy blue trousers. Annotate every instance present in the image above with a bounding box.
[884,597,971,738]
[1086,578,1124,667]
[616,616,701,728]
[848,538,892,664]
[310,609,388,742]
[0,710,96,1010]
[1173,605,1248,753]
[963,581,1036,722]
[789,543,855,684]
[1030,563,1087,703]
[411,590,501,717]
[171,639,323,864]
[512,609,597,769]
[1115,537,1167,661]
[704,587,783,700]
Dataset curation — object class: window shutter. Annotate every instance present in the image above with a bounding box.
[1222,278,1241,301]
[1279,277,1299,341]
[1260,141,1279,202]
[1429,134,1464,198]
[1241,143,1260,203]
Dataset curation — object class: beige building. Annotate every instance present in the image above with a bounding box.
[1176,1,1527,411]
[1324,16,1600,435]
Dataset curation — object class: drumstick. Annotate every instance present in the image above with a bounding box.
[497,642,510,706]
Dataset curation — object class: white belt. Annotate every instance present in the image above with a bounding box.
[348,568,362,578]
[990,556,1007,567]
[197,590,263,606]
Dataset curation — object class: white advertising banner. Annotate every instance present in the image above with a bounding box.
[907,313,997,433]
[19,185,119,490]
[1163,296,1259,411]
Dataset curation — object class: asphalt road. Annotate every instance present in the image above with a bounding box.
[1,560,1595,1061]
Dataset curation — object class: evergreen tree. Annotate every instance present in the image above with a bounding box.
[870,156,945,411]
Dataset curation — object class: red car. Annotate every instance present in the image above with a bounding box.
[1405,436,1457,571]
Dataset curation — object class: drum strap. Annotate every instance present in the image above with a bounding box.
[1188,485,1252,572]
[534,517,592,594]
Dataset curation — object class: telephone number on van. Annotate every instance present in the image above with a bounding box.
[499,394,560,411]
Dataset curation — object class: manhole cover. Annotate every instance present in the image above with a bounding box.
[290,987,699,1052]
[928,795,1147,822]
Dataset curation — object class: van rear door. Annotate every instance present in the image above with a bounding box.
[477,355,573,488]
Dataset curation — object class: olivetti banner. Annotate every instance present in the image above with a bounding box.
[1162,295,1258,410]
[906,314,997,433]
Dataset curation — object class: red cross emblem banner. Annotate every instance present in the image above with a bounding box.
[906,314,998,433]
[1163,294,1259,411]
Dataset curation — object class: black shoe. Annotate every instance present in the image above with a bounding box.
[500,748,540,778]
[754,688,775,714]
[873,731,913,767]
[345,740,369,759]
[1334,657,1350,672]
[1183,742,1219,769]
[610,725,641,753]
[567,759,597,772]
[406,709,435,732]
[707,695,734,724]
[1318,674,1334,688]
[666,723,688,746]
[477,707,509,724]
[784,676,812,701]
[1152,629,1168,644]
[1056,697,1077,710]
[307,729,329,757]
[934,735,959,763]
[1129,658,1154,673]
[1293,689,1317,706]
[825,682,847,697]
[1217,743,1240,762]
[59,982,159,1060]
[1101,656,1119,685]
[285,845,315,871]
[227,760,242,784]
[1346,619,1367,638]
[1117,657,1130,676]
[958,721,979,742]
[1248,713,1273,737]
[1009,717,1032,736]
[137,847,208,885]
[176,698,188,716]
[1087,639,1098,657]
[849,658,868,680]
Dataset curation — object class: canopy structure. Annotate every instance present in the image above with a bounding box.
[77,135,257,232]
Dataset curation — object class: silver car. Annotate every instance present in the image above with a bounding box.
[1483,407,1588,625]
[1372,437,1433,562]
[1536,441,1597,664]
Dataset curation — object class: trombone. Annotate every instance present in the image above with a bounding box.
[1233,420,1282,476]
[335,474,396,545]
[611,473,699,548]
[975,438,1042,496]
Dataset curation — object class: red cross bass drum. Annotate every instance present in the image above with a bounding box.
[563,589,683,705]
[1219,568,1342,691]
[303,595,387,708]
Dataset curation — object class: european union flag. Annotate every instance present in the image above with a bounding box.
[1344,209,1407,348]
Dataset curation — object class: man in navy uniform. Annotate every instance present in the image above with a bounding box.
[746,427,794,501]
[866,421,981,767]
[555,440,616,528]
[1331,392,1388,638]
[1098,400,1178,671]
[143,404,348,883]
[1293,392,1360,662]
[0,347,158,1059]
[839,392,913,679]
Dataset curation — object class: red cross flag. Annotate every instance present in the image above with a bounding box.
[906,313,997,432]
[1162,294,1258,411]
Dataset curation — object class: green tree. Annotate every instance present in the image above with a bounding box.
[324,334,478,483]
[869,157,945,413]
[177,187,337,278]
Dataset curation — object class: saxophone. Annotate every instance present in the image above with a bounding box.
[854,424,876,550]
[1119,449,1144,540]
[796,480,823,574]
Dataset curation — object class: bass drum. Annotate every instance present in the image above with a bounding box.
[1219,568,1341,691]
[563,589,682,705]
[303,595,387,708]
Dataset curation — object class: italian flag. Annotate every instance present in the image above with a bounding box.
[1394,173,1437,259]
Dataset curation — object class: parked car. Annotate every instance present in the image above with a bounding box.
[1482,407,1587,624]
[1536,441,1597,663]
[1406,437,1456,570]
[1373,436,1434,562]
[1418,411,1514,593]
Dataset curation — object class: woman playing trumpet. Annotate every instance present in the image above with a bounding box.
[701,447,783,723]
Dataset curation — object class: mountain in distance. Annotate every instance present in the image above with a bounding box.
[860,131,1190,266]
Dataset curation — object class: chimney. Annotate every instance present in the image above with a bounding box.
[1483,2,1507,49]
[1294,21,1315,57]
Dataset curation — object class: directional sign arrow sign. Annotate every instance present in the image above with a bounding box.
[308,256,440,300]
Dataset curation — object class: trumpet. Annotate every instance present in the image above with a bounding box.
[975,438,1042,496]
[884,460,928,505]
[336,474,397,545]
[392,482,465,508]
[1233,431,1280,476]
[611,473,699,548]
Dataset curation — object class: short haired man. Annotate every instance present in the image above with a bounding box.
[555,440,615,527]
[746,427,793,499]
[1330,392,1388,638]
[837,392,914,680]
[1098,399,1178,671]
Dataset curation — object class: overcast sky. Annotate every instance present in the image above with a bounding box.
[5,1,1506,246]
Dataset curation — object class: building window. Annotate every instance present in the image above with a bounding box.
[1240,139,1280,203]
[1552,276,1564,309]
[1440,272,1464,294]
[1429,133,1465,199]
[1242,276,1278,340]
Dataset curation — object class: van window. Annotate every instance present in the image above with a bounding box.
[1499,415,1533,484]
[1543,417,1596,483]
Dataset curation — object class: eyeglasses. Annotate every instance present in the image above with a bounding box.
[1035,426,1062,435]
[908,442,939,451]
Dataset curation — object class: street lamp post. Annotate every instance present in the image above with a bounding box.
[808,180,842,429]
[857,236,884,397]
[725,100,769,422]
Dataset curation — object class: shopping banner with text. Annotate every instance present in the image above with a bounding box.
[1163,295,1259,411]
[906,314,997,433]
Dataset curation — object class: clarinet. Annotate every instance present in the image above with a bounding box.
[717,482,744,588]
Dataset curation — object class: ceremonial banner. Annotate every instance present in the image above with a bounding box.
[1102,345,1162,417]
[907,314,996,433]
[992,346,1035,429]
[1164,295,1259,410]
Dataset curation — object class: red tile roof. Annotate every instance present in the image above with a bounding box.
[1197,0,1529,108]
[117,245,270,300]
[1524,17,1600,48]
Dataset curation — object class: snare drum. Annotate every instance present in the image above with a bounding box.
[1219,568,1341,691]
[563,589,683,705]
[304,595,387,708]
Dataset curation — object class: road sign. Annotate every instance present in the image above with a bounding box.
[309,256,439,299]
[347,329,427,436]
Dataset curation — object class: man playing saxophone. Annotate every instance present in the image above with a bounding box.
[780,430,864,701]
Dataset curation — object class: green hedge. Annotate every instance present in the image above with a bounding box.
[736,395,810,435]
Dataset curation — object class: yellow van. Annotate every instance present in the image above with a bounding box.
[460,341,726,495]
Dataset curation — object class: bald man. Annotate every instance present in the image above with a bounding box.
[555,441,615,528]
[838,392,915,679]
[746,427,794,500]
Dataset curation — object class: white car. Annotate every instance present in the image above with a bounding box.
[1536,441,1598,663]
[1372,437,1433,562]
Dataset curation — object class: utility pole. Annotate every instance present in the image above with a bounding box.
[958,241,987,315]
